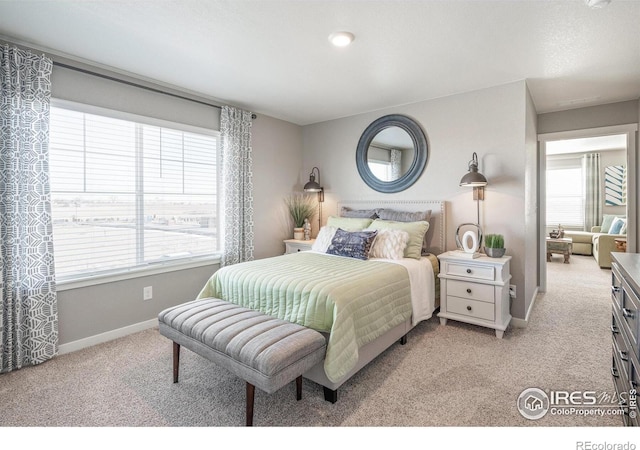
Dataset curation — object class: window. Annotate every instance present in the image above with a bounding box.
[546,162,584,229]
[368,160,392,181]
[49,104,219,281]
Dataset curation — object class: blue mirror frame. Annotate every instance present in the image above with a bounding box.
[356,114,428,193]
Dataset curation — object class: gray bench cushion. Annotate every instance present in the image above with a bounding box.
[158,298,326,394]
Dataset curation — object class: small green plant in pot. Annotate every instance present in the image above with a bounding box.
[284,194,316,239]
[484,234,505,258]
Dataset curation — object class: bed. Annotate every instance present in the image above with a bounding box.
[197,200,446,402]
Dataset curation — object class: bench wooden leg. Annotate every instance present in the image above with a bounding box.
[323,386,338,403]
[399,334,408,345]
[296,375,302,401]
[246,382,255,427]
[173,342,180,383]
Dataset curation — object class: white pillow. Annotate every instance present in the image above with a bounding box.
[312,226,338,252]
[366,228,410,260]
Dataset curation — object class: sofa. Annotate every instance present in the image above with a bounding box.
[562,215,627,269]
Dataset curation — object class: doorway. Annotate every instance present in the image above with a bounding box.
[538,124,637,293]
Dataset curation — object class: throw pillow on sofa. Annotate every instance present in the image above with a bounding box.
[608,217,626,235]
[600,214,625,233]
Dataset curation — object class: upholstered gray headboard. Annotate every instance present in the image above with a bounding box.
[336,200,446,255]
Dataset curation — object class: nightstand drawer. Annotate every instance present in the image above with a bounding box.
[445,263,495,281]
[447,296,495,321]
[447,279,495,303]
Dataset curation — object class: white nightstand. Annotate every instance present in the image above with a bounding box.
[284,239,315,254]
[437,251,512,338]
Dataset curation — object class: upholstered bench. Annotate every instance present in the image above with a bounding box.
[158,298,327,426]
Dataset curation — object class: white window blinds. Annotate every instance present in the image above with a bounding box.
[546,161,584,229]
[49,105,219,281]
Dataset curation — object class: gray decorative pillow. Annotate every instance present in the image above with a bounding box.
[377,209,431,223]
[377,209,432,253]
[340,207,379,219]
[326,228,378,260]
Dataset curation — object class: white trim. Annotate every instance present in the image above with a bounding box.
[510,287,539,328]
[58,318,158,355]
[56,255,220,291]
[538,124,638,142]
[537,123,638,293]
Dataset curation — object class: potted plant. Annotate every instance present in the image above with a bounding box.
[284,194,316,240]
[484,234,506,258]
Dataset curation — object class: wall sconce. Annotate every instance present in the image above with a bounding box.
[303,167,324,232]
[459,152,488,225]
[456,153,488,256]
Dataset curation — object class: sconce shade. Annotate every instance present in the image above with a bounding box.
[460,152,488,187]
[303,177,322,192]
[304,167,323,192]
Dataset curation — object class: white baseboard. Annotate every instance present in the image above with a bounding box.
[510,287,539,328]
[58,318,158,355]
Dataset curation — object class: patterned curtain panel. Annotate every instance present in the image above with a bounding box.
[220,106,255,266]
[0,46,58,373]
[582,153,601,232]
[390,149,402,180]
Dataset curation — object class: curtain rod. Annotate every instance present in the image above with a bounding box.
[53,61,256,119]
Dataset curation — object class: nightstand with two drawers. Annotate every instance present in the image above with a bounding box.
[437,251,512,338]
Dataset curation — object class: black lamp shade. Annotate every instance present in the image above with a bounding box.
[304,177,322,192]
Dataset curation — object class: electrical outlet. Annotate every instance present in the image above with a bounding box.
[509,284,516,299]
[143,286,153,301]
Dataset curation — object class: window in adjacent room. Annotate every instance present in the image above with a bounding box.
[546,158,584,229]
[49,103,219,281]
[367,159,392,182]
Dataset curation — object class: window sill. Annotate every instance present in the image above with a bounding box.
[56,255,221,291]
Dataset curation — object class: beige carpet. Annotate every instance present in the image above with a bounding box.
[0,255,623,429]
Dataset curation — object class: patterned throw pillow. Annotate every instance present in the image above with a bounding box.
[311,226,338,252]
[326,229,378,260]
[368,229,410,260]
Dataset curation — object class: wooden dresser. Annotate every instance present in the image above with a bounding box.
[610,253,640,426]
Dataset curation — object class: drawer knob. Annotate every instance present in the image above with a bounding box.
[466,269,472,274]
[466,305,472,311]
[611,367,619,378]
[611,325,619,334]
[622,308,635,319]
[611,286,621,294]
[466,288,472,294]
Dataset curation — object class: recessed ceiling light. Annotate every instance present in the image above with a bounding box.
[328,31,355,47]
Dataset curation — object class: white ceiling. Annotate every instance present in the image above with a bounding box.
[1,0,639,126]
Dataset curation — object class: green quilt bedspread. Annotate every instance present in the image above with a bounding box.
[197,252,412,382]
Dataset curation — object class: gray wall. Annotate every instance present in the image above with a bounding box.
[301,80,538,320]
[51,63,303,348]
[537,100,639,134]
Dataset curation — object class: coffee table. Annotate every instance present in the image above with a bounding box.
[546,237,572,263]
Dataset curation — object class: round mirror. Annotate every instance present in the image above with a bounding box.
[356,114,428,193]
